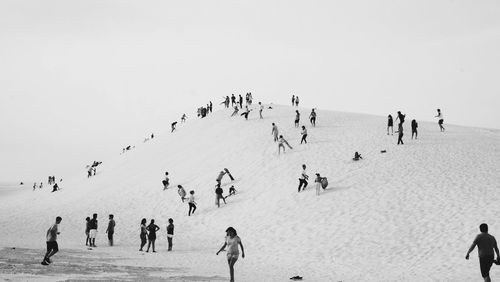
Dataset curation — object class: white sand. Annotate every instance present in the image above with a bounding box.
[1,105,499,281]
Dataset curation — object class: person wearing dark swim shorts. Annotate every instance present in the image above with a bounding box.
[466,223,500,282]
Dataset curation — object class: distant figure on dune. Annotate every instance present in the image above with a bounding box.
[39,182,43,189]
[51,183,59,192]
[87,167,92,178]
[259,102,264,119]
[395,111,405,126]
[298,164,309,192]
[216,227,245,282]
[294,110,300,128]
[88,214,98,247]
[411,119,418,139]
[231,106,239,117]
[239,95,243,108]
[151,133,154,139]
[231,94,236,107]
[177,185,187,202]
[139,218,148,251]
[33,182,36,191]
[146,219,160,252]
[397,123,404,145]
[435,109,445,132]
[188,191,197,216]
[166,218,174,251]
[387,114,394,135]
[162,172,170,190]
[292,95,295,106]
[240,107,251,120]
[85,217,91,246]
[171,121,178,133]
[181,114,187,123]
[271,123,279,142]
[216,170,227,186]
[278,135,293,155]
[106,214,115,246]
[215,185,226,208]
[41,216,62,265]
[466,223,500,282]
[309,109,317,127]
[300,126,308,144]
[353,152,363,161]
[209,101,213,112]
[314,173,323,196]
[295,96,299,107]
[227,185,237,197]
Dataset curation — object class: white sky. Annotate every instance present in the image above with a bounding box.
[1,0,499,182]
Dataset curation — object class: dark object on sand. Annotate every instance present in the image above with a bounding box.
[380,150,387,153]
[290,276,303,280]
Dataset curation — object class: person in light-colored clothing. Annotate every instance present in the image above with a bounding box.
[217,227,245,282]
[42,216,62,265]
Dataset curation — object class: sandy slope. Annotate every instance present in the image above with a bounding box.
[1,105,500,281]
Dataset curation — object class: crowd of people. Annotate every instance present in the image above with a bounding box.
[39,94,460,282]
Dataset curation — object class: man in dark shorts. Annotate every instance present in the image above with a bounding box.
[42,216,62,265]
[466,223,500,282]
[106,214,116,246]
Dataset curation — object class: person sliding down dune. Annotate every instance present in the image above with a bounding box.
[278,135,293,155]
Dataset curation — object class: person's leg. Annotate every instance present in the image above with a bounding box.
[228,257,238,282]
[192,205,196,214]
[167,237,172,251]
[188,204,192,216]
[298,179,304,192]
[304,134,307,144]
[109,232,113,246]
[146,239,151,252]
[217,196,220,208]
[303,179,308,190]
[86,232,89,246]
[140,237,146,251]
[152,239,156,252]
[415,130,418,139]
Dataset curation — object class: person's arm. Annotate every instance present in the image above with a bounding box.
[466,237,478,259]
[239,240,245,258]
[216,242,227,255]
[156,225,160,232]
[106,224,109,233]
[494,238,500,260]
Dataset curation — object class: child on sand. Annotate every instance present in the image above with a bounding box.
[314,173,322,196]
[188,191,197,216]
[166,218,174,251]
[139,218,148,251]
[146,219,160,252]
[216,227,245,282]
[353,152,363,161]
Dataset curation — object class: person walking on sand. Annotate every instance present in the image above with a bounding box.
[181,114,187,123]
[88,213,98,247]
[231,106,239,117]
[466,223,500,282]
[188,191,197,216]
[292,95,295,106]
[259,102,263,119]
[85,217,91,246]
[387,114,394,135]
[166,218,174,251]
[300,126,308,144]
[238,95,243,108]
[177,185,187,202]
[294,110,300,128]
[309,109,317,127]
[272,123,279,142]
[435,108,445,132]
[106,214,115,246]
[216,227,245,282]
[397,123,404,145]
[41,216,62,265]
[231,94,236,107]
[278,135,293,155]
[295,96,299,107]
[240,107,251,120]
[33,182,36,191]
[171,121,178,133]
[411,119,418,139]
[215,185,226,208]
[139,218,148,251]
[298,164,309,192]
[146,219,160,252]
